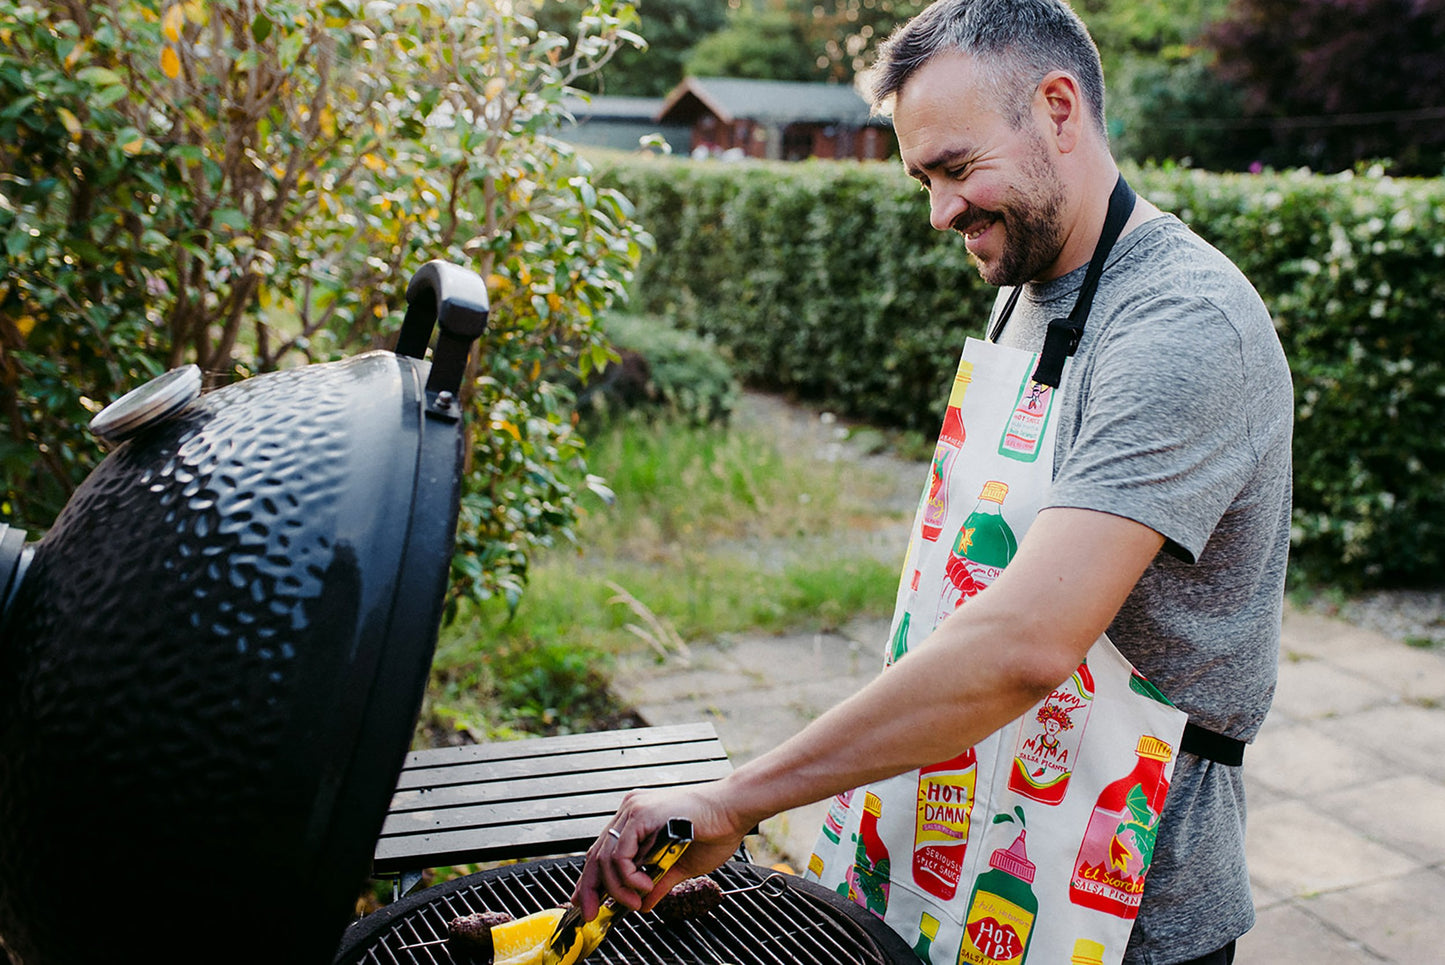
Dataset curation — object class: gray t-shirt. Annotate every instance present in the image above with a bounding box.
[993,212,1293,963]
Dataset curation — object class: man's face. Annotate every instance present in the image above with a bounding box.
[893,51,1069,286]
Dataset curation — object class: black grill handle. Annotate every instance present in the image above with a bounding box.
[395,260,490,397]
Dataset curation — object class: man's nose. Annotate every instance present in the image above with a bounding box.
[929,188,965,233]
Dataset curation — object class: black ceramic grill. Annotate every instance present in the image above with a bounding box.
[0,261,489,965]
[335,859,916,965]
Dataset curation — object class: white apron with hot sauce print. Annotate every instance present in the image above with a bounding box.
[804,337,1187,965]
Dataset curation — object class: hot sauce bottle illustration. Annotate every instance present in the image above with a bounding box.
[1008,660,1096,805]
[921,360,974,542]
[958,829,1039,965]
[1071,939,1106,964]
[914,912,941,962]
[821,787,855,845]
[998,369,1057,463]
[937,481,1017,625]
[1069,735,1174,919]
[847,791,891,917]
[886,612,912,666]
[912,747,979,900]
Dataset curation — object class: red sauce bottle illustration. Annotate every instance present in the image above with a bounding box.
[1069,735,1174,919]
[847,790,891,917]
[937,481,1017,626]
[1008,660,1096,805]
[920,360,973,542]
[912,747,978,900]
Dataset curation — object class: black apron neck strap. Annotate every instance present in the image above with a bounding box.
[989,174,1137,388]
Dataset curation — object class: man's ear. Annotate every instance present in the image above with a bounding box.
[1037,71,1084,153]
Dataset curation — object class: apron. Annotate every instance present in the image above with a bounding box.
[804,177,1189,965]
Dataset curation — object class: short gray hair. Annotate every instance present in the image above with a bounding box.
[870,0,1107,139]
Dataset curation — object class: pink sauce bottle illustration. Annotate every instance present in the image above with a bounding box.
[958,830,1039,964]
[912,747,978,900]
[937,481,1017,626]
[1008,660,1096,805]
[847,790,891,917]
[920,360,973,542]
[998,370,1056,463]
[1069,735,1174,919]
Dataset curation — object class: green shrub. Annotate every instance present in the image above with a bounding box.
[593,154,1445,588]
[578,313,740,425]
[0,1,650,617]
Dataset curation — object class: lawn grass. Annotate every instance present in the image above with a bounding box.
[415,408,913,743]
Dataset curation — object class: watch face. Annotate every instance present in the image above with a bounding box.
[88,363,202,445]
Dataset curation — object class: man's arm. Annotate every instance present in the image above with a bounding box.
[573,505,1165,918]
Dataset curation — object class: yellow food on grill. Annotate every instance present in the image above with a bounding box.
[447,906,602,965]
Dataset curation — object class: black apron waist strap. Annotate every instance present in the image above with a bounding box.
[1181,721,1246,766]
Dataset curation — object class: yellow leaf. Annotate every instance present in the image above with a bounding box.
[121,136,144,156]
[64,38,89,71]
[546,292,562,312]
[361,153,385,172]
[161,45,181,79]
[373,303,387,318]
[57,108,82,140]
[162,4,184,42]
[182,0,207,25]
[319,107,336,139]
[15,315,36,338]
[493,420,522,442]
[483,77,506,100]
[530,359,541,381]
[486,273,511,293]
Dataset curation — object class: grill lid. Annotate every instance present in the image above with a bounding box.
[0,261,488,964]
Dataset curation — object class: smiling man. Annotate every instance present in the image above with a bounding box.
[571,3,1293,964]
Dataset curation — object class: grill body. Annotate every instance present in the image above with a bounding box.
[336,859,917,965]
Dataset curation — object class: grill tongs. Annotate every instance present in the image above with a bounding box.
[542,817,693,965]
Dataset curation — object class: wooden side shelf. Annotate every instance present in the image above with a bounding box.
[373,722,734,877]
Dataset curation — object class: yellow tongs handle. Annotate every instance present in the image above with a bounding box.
[542,817,693,965]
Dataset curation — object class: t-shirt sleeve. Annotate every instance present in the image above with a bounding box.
[1043,293,1256,564]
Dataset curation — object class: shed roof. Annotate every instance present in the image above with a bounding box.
[657,76,885,127]
[563,94,667,122]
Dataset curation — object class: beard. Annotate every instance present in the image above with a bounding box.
[955,135,1067,287]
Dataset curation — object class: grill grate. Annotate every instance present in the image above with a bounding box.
[337,858,914,965]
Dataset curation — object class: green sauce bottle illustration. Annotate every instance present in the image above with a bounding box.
[957,829,1038,964]
[998,369,1057,463]
[914,911,941,961]
[922,360,974,541]
[937,481,1017,626]
[886,612,912,666]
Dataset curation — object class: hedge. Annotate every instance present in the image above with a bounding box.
[594,155,1445,588]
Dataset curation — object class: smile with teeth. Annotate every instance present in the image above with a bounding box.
[956,215,998,241]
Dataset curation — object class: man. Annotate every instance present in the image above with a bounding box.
[571,2,1292,963]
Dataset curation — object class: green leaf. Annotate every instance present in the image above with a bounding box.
[251,13,273,44]
[76,66,123,87]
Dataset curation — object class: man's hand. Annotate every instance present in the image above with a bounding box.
[571,781,752,921]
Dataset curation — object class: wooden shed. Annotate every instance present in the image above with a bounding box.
[656,76,894,161]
